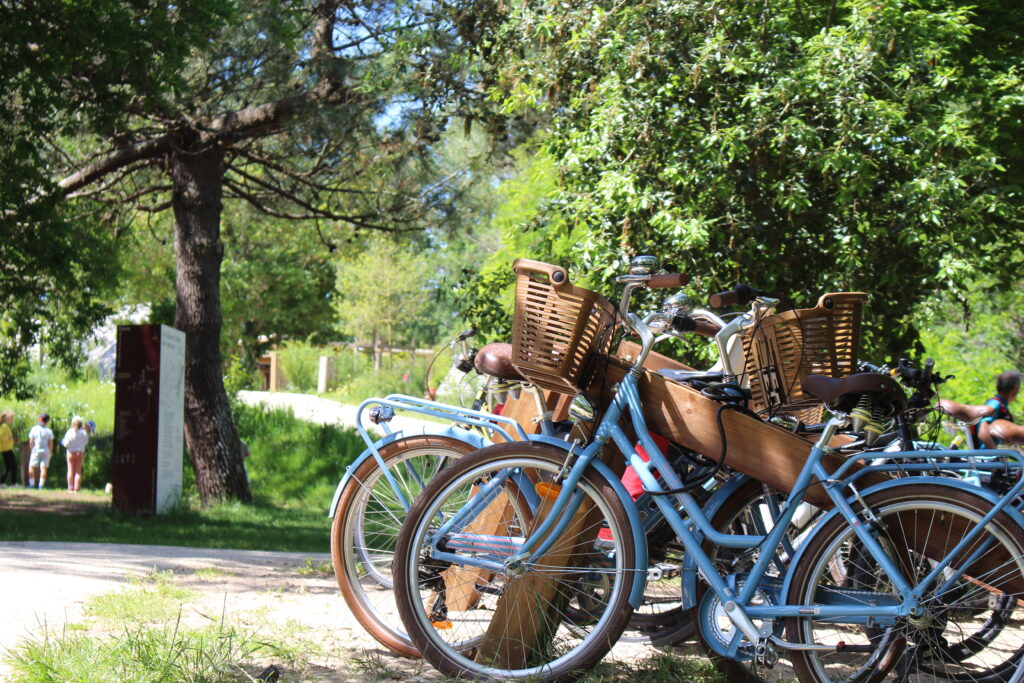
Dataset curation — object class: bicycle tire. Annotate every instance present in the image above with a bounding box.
[393,441,639,681]
[331,435,477,658]
[786,482,1024,682]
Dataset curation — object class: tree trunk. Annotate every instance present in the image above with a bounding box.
[171,138,251,505]
[373,329,382,374]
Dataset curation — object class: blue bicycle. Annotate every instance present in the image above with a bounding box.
[391,259,1024,681]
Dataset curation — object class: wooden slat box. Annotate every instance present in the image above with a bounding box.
[587,343,887,507]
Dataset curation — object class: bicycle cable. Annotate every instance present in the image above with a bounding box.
[644,382,757,496]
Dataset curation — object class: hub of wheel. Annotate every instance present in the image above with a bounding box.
[907,607,936,631]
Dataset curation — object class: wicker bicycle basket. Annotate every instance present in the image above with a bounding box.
[741,292,867,424]
[510,259,617,394]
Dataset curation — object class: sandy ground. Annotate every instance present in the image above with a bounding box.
[0,541,676,682]
[0,541,446,681]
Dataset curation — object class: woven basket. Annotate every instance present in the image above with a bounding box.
[741,292,867,424]
[510,260,616,394]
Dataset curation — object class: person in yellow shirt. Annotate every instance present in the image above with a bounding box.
[0,411,16,486]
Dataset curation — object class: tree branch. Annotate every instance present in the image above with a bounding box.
[57,135,173,196]
[223,177,420,232]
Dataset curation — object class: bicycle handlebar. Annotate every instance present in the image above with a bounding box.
[646,273,689,289]
[669,314,720,339]
[453,328,477,343]
[709,283,764,308]
[692,320,720,337]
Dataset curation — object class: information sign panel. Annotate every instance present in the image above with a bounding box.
[112,324,185,514]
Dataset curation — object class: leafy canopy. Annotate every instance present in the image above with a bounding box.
[0,0,233,396]
[463,0,1024,361]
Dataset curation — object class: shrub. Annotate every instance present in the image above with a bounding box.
[232,402,365,509]
[277,339,323,393]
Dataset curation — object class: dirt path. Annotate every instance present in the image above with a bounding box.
[0,487,109,515]
[0,541,445,682]
[0,541,692,682]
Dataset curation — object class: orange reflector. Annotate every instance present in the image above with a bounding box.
[535,481,561,501]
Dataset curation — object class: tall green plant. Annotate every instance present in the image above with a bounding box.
[462,0,1024,360]
[277,339,325,393]
[336,237,434,371]
[233,403,364,509]
[920,280,1024,405]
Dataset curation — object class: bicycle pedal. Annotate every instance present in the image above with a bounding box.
[646,562,681,582]
[754,639,779,667]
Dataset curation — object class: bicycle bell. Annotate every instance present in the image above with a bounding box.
[629,255,658,275]
[662,292,692,315]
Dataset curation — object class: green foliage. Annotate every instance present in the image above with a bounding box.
[233,402,364,509]
[276,339,325,393]
[224,354,262,398]
[467,0,1024,360]
[5,619,305,683]
[335,236,435,351]
[0,215,124,398]
[86,574,197,624]
[920,280,1024,405]
[272,340,430,399]
[0,1,234,396]
[329,352,429,405]
[454,142,590,341]
[220,208,338,360]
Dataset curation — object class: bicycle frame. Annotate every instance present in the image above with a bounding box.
[328,393,540,517]
[422,346,1024,655]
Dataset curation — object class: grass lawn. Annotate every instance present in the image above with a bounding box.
[0,487,331,553]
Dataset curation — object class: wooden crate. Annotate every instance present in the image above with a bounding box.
[587,349,886,507]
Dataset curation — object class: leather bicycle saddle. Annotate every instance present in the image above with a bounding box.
[474,343,526,382]
[985,418,1024,447]
[802,373,907,417]
[936,398,990,424]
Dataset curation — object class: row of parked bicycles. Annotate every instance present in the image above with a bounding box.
[327,256,1024,682]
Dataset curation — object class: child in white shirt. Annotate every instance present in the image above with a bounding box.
[61,416,89,492]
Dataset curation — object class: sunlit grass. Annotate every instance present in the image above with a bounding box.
[0,487,332,552]
[3,571,320,683]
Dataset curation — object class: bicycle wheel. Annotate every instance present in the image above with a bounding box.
[786,482,1024,683]
[393,441,639,680]
[331,435,477,657]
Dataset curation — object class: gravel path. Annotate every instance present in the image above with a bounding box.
[0,541,445,681]
[0,541,680,682]
[236,390,437,437]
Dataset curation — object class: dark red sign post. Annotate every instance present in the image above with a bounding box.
[112,325,186,514]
